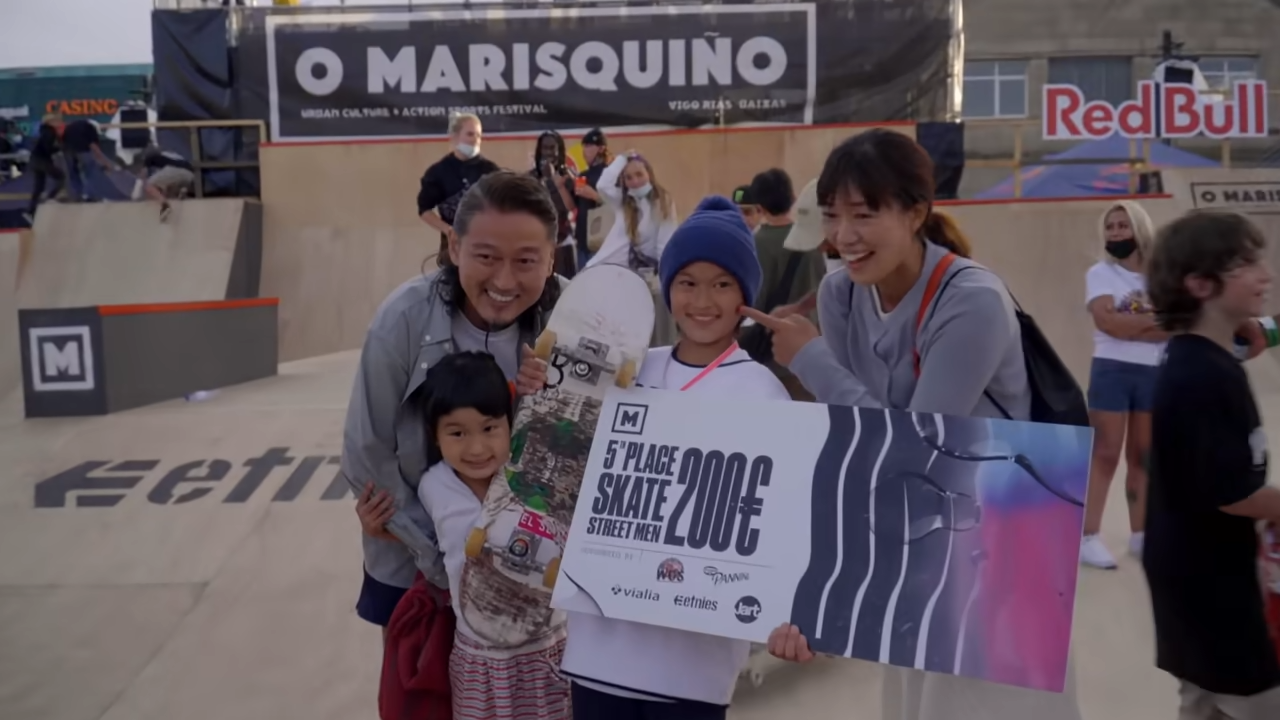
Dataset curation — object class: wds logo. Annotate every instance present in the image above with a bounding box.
[734,596,762,624]
[30,326,95,391]
[704,566,750,586]
[611,584,660,602]
[656,557,684,583]
[611,402,648,435]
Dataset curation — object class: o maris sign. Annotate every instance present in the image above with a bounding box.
[1043,80,1269,140]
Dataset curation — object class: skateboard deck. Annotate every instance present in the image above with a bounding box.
[458,264,655,647]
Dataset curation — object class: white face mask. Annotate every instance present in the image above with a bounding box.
[455,143,479,159]
[628,183,653,199]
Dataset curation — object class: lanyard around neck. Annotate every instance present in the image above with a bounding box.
[671,342,739,392]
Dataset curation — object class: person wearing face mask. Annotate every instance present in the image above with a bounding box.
[417,113,501,263]
[743,129,1083,720]
[585,149,679,344]
[1079,201,1167,570]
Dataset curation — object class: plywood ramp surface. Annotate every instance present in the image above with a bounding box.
[18,199,252,309]
[261,124,910,362]
[0,229,28,408]
[943,197,1183,386]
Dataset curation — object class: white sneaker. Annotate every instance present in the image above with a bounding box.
[1080,535,1118,569]
[1128,532,1144,559]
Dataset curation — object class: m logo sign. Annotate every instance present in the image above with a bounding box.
[611,402,648,435]
[30,326,95,391]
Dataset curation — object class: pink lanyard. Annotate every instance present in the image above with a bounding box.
[675,342,739,391]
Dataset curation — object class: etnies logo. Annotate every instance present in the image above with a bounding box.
[673,594,718,611]
[611,585,660,602]
[734,596,762,623]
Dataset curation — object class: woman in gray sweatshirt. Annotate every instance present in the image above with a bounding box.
[744,129,1081,720]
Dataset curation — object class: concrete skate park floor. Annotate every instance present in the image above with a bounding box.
[7,350,1279,719]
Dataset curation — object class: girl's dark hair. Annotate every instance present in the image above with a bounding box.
[532,131,567,178]
[749,168,795,216]
[1147,210,1267,332]
[432,171,563,330]
[817,129,972,259]
[419,351,514,466]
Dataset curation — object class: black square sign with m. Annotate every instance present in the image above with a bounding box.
[611,402,648,435]
[19,307,108,417]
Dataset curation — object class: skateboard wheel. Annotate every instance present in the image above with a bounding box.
[465,527,486,558]
[542,556,561,589]
[534,330,557,362]
[615,358,637,388]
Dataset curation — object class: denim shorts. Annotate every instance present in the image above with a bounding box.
[1087,357,1159,413]
[355,566,409,627]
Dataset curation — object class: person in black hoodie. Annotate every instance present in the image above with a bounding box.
[530,130,579,278]
[572,127,611,268]
[417,112,500,264]
[22,116,65,225]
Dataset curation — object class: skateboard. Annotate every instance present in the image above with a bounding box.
[458,264,655,648]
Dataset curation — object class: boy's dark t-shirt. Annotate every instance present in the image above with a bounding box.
[416,153,501,245]
[61,119,100,154]
[32,124,59,161]
[1144,333,1280,697]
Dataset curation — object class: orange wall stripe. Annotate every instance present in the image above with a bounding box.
[97,297,280,316]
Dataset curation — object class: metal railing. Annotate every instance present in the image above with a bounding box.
[1,118,265,203]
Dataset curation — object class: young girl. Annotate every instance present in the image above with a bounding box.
[585,150,679,345]
[1080,200,1166,569]
[744,129,1083,720]
[416,351,571,720]
[518,195,790,719]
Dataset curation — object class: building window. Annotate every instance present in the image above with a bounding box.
[1047,57,1132,105]
[1198,57,1258,90]
[962,60,1028,119]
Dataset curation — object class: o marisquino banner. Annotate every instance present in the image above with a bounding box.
[264,4,815,141]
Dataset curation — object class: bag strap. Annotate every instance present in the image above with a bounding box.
[915,260,1017,421]
[762,251,805,313]
[913,253,958,377]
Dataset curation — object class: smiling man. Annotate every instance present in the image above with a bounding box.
[341,171,568,647]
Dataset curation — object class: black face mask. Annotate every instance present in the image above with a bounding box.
[1105,239,1138,260]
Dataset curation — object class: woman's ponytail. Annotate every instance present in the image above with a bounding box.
[922,210,972,259]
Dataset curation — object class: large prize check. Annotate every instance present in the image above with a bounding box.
[550,387,1092,693]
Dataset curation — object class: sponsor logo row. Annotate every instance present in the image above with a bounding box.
[611,555,762,623]
[610,583,762,624]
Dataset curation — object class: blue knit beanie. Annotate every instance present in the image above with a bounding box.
[659,195,763,309]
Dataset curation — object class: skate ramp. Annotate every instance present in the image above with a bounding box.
[941,196,1183,386]
[17,199,263,310]
[0,229,29,409]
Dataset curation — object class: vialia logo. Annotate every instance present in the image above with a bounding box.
[611,585,660,602]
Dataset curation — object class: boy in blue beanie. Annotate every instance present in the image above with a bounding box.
[516,195,790,718]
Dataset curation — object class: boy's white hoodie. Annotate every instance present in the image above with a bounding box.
[560,345,791,705]
[584,154,678,270]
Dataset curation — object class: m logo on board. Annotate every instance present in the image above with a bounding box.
[611,403,648,435]
[30,326,95,391]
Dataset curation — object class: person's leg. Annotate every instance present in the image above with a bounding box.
[65,153,86,201]
[78,152,103,201]
[1176,680,1221,720]
[641,697,727,720]
[26,168,48,216]
[1083,359,1130,569]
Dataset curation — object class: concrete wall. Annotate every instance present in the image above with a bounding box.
[959,0,1280,196]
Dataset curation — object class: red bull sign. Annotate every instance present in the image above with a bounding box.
[1043,80,1269,140]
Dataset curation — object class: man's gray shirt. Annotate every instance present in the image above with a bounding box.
[340,269,554,590]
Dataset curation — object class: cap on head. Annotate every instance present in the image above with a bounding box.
[732,185,755,206]
[783,178,825,252]
[582,128,607,146]
[659,195,763,309]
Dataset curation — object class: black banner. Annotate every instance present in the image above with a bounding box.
[243,2,954,141]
